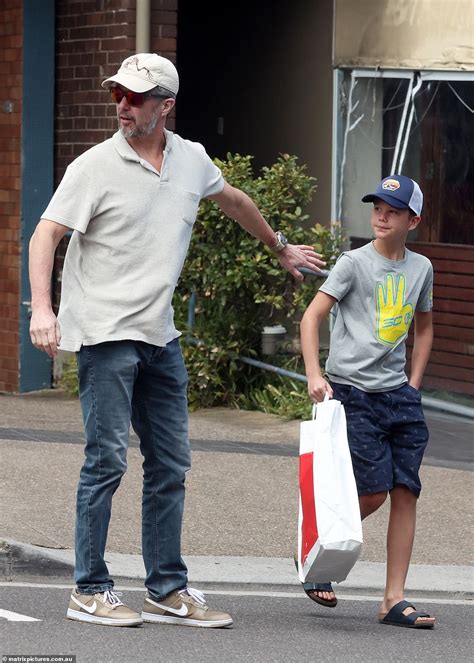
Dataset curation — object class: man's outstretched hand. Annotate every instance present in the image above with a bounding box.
[277,244,326,281]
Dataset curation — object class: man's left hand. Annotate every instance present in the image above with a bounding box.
[276,244,326,281]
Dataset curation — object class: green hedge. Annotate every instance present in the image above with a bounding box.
[174,153,341,413]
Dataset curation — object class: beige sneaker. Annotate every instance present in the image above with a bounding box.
[142,587,233,628]
[67,589,143,627]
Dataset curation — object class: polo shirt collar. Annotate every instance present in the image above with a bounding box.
[112,129,174,162]
[163,128,174,152]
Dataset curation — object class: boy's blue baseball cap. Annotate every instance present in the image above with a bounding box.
[362,174,423,215]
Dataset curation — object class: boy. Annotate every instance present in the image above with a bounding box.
[300,175,435,628]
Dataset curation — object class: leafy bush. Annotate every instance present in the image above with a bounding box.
[175,153,342,413]
[236,351,329,420]
[56,354,79,396]
[239,379,310,420]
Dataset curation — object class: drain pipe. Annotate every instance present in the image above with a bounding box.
[136,0,151,52]
[398,74,423,173]
[391,72,414,174]
[420,397,474,419]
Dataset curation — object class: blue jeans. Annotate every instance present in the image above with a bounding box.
[74,338,191,598]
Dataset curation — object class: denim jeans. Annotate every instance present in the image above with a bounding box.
[74,338,191,598]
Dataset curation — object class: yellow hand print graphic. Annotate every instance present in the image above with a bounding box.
[376,273,413,346]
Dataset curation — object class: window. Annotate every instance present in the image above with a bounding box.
[335,71,474,245]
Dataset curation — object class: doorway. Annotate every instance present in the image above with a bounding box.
[176,0,335,225]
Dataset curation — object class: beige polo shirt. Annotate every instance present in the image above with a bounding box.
[42,130,224,351]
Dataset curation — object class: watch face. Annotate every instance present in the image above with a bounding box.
[277,231,288,245]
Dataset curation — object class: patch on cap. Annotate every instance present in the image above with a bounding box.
[121,55,158,83]
[382,179,401,192]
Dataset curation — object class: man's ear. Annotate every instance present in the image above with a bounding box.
[162,98,176,117]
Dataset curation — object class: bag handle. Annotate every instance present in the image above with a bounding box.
[311,393,330,420]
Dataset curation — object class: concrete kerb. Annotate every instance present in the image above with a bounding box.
[1,538,473,599]
[0,538,74,580]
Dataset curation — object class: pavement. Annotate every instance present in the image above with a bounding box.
[0,389,473,598]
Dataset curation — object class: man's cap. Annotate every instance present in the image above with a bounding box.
[101,53,179,96]
[361,175,423,215]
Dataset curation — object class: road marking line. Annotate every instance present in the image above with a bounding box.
[0,608,41,621]
[202,591,474,605]
[0,582,472,605]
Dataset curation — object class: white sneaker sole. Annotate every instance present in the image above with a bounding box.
[67,608,143,627]
[141,611,233,628]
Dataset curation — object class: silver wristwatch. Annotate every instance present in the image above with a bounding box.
[270,231,288,253]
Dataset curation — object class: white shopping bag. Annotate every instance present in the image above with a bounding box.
[297,397,363,583]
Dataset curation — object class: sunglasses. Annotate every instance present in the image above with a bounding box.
[110,87,153,107]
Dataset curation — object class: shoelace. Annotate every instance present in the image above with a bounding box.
[179,587,206,607]
[101,590,124,609]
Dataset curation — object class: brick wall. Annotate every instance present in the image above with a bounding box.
[53,0,178,311]
[150,0,178,69]
[0,0,22,392]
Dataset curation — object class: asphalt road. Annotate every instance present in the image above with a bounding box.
[1,583,473,663]
[0,408,472,471]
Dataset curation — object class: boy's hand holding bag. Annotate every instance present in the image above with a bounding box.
[297,395,363,583]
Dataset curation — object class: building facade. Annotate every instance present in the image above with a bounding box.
[0,0,472,396]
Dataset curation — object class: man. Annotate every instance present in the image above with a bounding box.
[29,53,324,628]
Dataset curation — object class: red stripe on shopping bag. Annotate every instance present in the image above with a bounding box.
[299,451,318,566]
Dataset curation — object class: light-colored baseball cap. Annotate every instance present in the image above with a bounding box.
[101,53,179,96]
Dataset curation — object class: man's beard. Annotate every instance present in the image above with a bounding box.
[119,111,159,138]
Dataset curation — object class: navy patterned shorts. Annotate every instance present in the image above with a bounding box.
[331,382,429,497]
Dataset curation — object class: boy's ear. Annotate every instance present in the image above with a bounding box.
[409,214,421,231]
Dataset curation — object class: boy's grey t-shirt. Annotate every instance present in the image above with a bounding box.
[319,242,433,392]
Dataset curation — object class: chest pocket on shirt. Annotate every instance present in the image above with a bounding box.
[162,185,200,224]
[180,190,201,225]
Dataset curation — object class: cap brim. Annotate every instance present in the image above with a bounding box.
[361,192,409,209]
[101,72,156,93]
